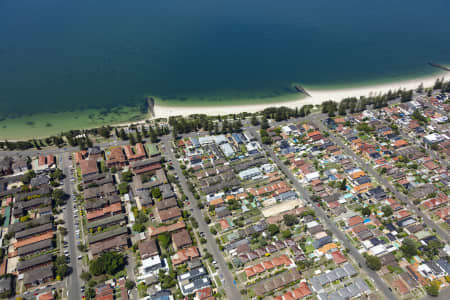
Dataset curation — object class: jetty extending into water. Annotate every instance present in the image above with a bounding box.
[428,62,450,72]
[294,84,311,97]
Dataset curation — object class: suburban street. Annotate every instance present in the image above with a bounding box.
[162,136,243,300]
[126,250,138,300]
[308,116,450,244]
[249,127,400,300]
[60,152,82,300]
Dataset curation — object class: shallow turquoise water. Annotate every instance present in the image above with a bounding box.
[0,0,449,117]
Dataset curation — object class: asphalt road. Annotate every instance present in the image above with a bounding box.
[162,136,243,300]
[60,153,82,300]
[0,140,130,159]
[249,127,399,300]
[126,240,138,299]
[309,116,450,244]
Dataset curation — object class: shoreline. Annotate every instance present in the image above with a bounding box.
[0,71,447,141]
[152,71,447,118]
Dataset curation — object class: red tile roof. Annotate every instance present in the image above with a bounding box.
[14,231,54,249]
[348,215,364,227]
[331,250,347,264]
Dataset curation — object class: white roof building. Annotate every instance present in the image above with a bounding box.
[213,135,228,145]
[220,143,235,157]
[305,172,320,182]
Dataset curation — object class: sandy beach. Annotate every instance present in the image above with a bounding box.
[153,72,447,118]
[0,72,447,141]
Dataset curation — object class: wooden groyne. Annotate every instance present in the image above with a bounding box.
[428,62,450,72]
[294,84,311,97]
[146,97,155,117]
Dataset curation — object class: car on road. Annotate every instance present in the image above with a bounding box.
[78,255,82,260]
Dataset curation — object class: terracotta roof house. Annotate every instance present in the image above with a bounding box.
[96,285,114,300]
[17,253,53,273]
[84,183,117,200]
[394,140,408,149]
[148,221,185,237]
[38,292,54,300]
[196,287,213,300]
[156,198,178,211]
[392,278,410,295]
[14,231,54,249]
[90,235,128,257]
[130,156,162,175]
[171,246,200,266]
[209,197,224,207]
[352,224,368,234]
[106,147,126,169]
[157,206,181,223]
[88,226,128,256]
[348,215,364,227]
[74,151,87,164]
[86,202,123,221]
[138,239,159,260]
[424,160,439,171]
[123,143,147,161]
[79,159,99,177]
[172,229,192,251]
[331,250,348,264]
[18,239,53,257]
[23,264,54,288]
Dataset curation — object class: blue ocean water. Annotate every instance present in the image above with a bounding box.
[0,0,449,116]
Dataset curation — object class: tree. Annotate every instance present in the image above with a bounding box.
[118,182,129,195]
[157,232,171,249]
[121,170,133,182]
[361,207,371,216]
[282,229,292,239]
[119,129,127,140]
[98,126,110,138]
[416,83,424,93]
[54,256,69,278]
[339,178,347,191]
[52,189,66,205]
[267,224,279,236]
[425,280,440,297]
[125,280,135,290]
[261,116,269,129]
[89,251,126,276]
[129,133,136,145]
[250,115,259,126]
[22,170,36,184]
[412,109,428,124]
[151,187,161,199]
[365,254,381,271]
[283,214,298,226]
[50,168,65,180]
[381,205,393,217]
[80,271,92,281]
[400,238,418,258]
[85,288,96,300]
